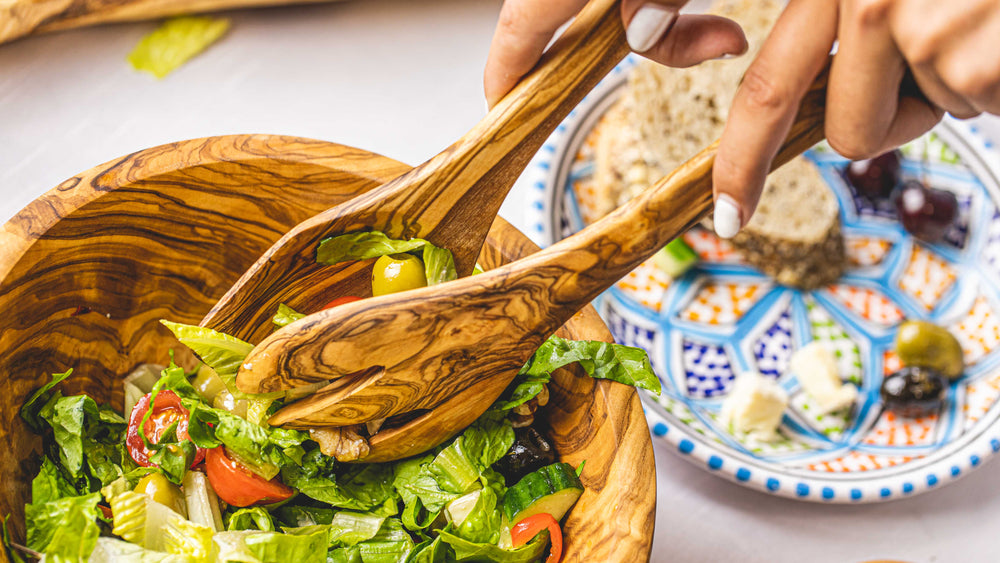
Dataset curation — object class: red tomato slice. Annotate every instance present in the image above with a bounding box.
[205,446,294,507]
[323,295,363,309]
[126,390,206,468]
[511,513,563,563]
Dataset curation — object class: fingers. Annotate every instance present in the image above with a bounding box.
[891,0,1000,116]
[712,0,838,238]
[638,14,748,68]
[825,0,908,159]
[621,0,688,53]
[483,0,588,108]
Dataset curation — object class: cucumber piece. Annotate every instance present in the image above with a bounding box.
[502,462,583,524]
[652,238,699,278]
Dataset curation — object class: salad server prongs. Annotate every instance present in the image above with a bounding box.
[240,63,832,461]
[198,0,628,345]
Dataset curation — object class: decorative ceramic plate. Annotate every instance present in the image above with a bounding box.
[524,56,1000,503]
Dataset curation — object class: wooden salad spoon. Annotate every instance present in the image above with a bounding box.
[198,0,629,345]
[237,64,833,461]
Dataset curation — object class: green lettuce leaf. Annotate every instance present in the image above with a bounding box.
[315,231,457,287]
[502,335,661,409]
[273,303,306,328]
[281,453,396,511]
[393,454,460,531]
[406,536,451,563]
[31,457,78,505]
[162,515,213,563]
[25,492,101,560]
[160,321,278,402]
[227,507,276,532]
[185,401,306,480]
[274,505,335,528]
[459,413,515,472]
[19,370,72,432]
[438,528,548,562]
[88,537,186,563]
[326,511,386,547]
[452,486,501,545]
[213,528,328,563]
[327,518,413,563]
[127,16,230,79]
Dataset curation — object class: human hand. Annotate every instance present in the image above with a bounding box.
[483,0,748,109]
[712,0,1000,239]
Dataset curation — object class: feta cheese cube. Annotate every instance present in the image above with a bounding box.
[789,342,858,415]
[720,371,789,441]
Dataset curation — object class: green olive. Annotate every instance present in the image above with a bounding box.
[896,320,965,379]
[371,254,427,296]
[134,472,186,516]
[191,364,226,403]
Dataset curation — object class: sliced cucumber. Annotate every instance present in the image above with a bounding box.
[502,462,583,524]
[652,238,699,278]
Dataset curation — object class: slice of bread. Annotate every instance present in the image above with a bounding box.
[592,0,845,289]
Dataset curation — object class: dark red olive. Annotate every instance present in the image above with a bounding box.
[846,151,902,200]
[892,180,958,243]
[880,366,947,418]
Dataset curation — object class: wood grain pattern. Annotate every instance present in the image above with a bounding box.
[0,0,342,46]
[243,63,831,439]
[0,134,654,562]
[198,0,629,341]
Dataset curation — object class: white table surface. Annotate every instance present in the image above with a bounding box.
[3,1,1000,561]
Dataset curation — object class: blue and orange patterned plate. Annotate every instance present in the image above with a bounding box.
[524,56,1000,502]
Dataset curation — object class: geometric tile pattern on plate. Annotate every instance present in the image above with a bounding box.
[536,55,1000,501]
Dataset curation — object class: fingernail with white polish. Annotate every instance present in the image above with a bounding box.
[713,196,742,239]
[626,4,678,53]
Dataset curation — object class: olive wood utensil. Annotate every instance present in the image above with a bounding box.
[238,65,832,462]
[198,0,628,345]
[1,0,343,46]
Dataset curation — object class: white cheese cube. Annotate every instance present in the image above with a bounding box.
[789,342,858,415]
[720,371,789,441]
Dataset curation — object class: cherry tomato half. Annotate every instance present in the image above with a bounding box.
[204,446,294,507]
[323,295,363,309]
[126,390,205,468]
[511,513,562,563]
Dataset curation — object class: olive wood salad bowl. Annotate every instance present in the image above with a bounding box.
[0,134,655,562]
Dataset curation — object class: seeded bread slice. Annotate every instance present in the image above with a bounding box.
[591,0,845,289]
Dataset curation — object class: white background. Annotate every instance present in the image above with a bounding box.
[3,0,1000,561]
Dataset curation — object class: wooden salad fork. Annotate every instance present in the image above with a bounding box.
[198,0,629,346]
[237,64,833,462]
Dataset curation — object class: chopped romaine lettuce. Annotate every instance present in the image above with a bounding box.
[502,335,662,409]
[273,303,306,328]
[316,231,457,286]
[326,511,386,547]
[25,492,101,560]
[227,507,276,532]
[88,537,186,563]
[281,455,395,512]
[213,528,328,563]
[162,514,213,562]
[127,16,230,79]
[19,370,72,433]
[438,528,549,562]
[30,457,77,505]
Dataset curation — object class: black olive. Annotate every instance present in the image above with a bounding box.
[880,366,947,418]
[492,427,557,485]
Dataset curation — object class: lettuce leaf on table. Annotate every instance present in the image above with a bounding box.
[128,17,230,79]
